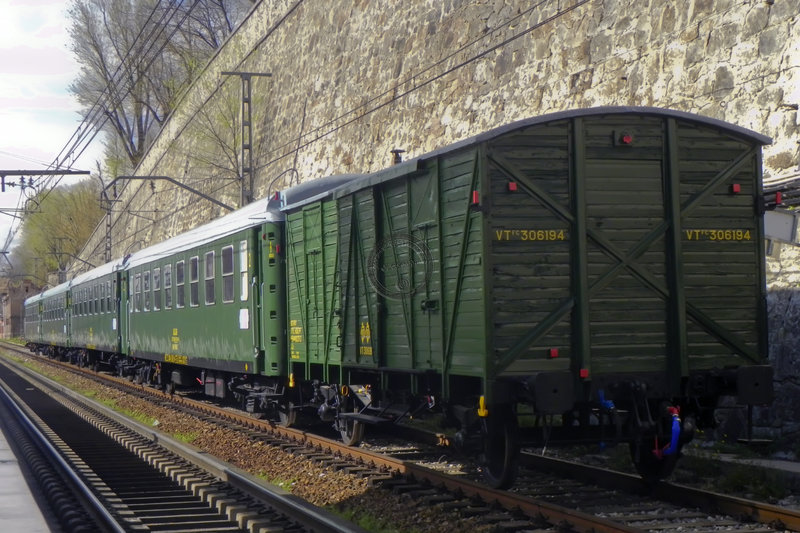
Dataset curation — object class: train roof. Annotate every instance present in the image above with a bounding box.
[24,281,71,307]
[277,173,362,209]
[282,106,772,210]
[24,292,44,306]
[124,173,361,269]
[69,259,124,287]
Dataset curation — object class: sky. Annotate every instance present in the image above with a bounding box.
[0,0,103,255]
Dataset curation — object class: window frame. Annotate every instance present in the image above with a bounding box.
[176,260,185,309]
[143,270,151,311]
[222,245,234,304]
[190,255,199,307]
[239,240,249,302]
[163,264,172,309]
[134,273,142,312]
[153,267,161,311]
[204,251,215,305]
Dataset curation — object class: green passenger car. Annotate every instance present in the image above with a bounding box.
[119,174,357,403]
[282,107,773,486]
[122,197,282,394]
[69,261,123,365]
[23,293,43,347]
[35,284,71,354]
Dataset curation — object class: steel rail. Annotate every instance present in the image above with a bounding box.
[522,452,800,531]
[1,346,643,532]
[0,369,126,533]
[0,348,367,533]
[8,344,798,532]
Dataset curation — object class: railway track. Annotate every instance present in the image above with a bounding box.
[0,350,367,533]
[3,343,799,532]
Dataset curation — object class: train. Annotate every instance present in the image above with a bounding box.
[24,107,775,488]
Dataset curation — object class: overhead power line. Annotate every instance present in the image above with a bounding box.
[2,0,202,255]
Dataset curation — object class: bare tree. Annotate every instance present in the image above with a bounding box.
[68,0,252,168]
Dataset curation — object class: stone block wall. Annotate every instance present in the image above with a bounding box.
[75,0,799,440]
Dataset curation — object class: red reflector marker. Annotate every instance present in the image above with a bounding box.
[579,368,589,379]
[731,183,741,193]
[777,191,783,204]
[472,191,480,205]
[620,133,633,145]
[549,348,558,358]
[508,182,518,192]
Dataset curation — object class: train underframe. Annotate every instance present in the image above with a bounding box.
[27,343,772,489]
[259,365,772,488]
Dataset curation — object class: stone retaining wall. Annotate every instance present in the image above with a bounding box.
[75,0,800,442]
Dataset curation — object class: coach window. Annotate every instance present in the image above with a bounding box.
[88,286,93,315]
[107,280,112,311]
[222,246,234,303]
[153,267,161,311]
[239,240,248,301]
[100,283,106,313]
[205,251,215,305]
[95,285,100,314]
[134,273,142,312]
[176,261,185,308]
[164,264,172,309]
[144,270,151,311]
[190,256,200,307]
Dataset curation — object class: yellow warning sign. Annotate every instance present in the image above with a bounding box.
[359,322,372,356]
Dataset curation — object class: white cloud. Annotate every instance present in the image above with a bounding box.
[0,1,104,249]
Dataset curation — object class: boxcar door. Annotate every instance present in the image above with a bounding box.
[376,170,442,373]
[337,190,380,370]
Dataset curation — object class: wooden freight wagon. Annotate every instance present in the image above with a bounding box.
[282,107,773,487]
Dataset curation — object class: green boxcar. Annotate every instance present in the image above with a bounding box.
[283,107,773,486]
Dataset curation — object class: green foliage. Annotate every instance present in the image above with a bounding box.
[172,432,199,444]
[12,180,104,282]
[716,464,789,500]
[331,505,424,533]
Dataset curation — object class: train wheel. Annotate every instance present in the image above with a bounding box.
[277,402,297,427]
[481,404,520,489]
[337,411,364,446]
[629,439,679,481]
